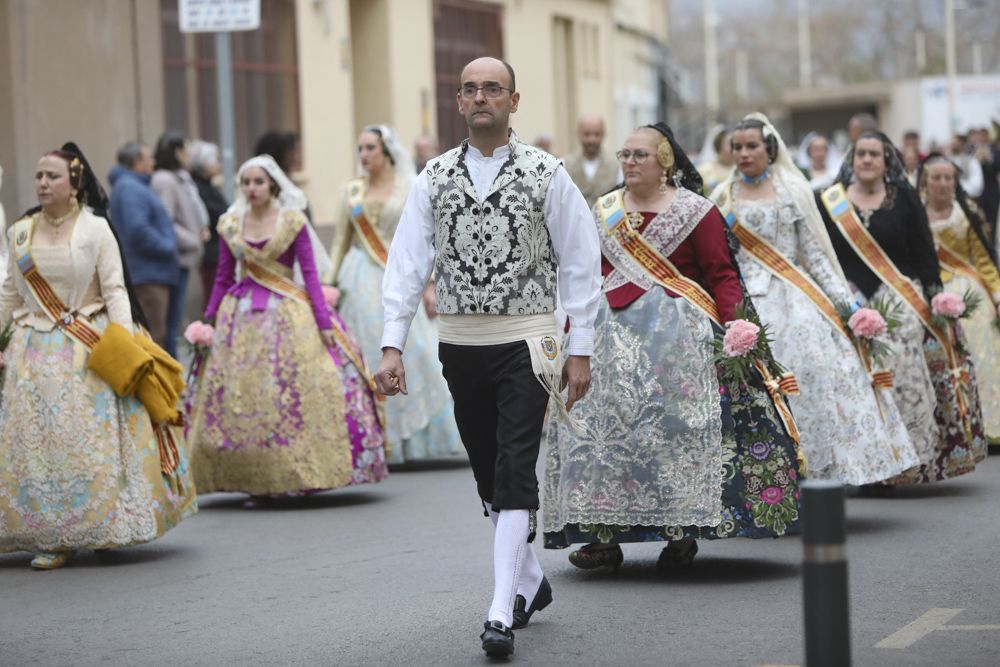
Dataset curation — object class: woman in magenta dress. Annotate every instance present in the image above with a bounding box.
[187,156,387,505]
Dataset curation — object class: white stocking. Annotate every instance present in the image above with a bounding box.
[487,508,544,607]
[487,509,530,627]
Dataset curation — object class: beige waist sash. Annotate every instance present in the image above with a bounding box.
[438,313,555,345]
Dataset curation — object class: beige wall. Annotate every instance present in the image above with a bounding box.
[294,0,356,228]
[0,0,163,218]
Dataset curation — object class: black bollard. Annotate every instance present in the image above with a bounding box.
[801,479,850,667]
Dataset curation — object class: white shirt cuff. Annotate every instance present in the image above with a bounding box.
[566,327,594,357]
[380,322,409,353]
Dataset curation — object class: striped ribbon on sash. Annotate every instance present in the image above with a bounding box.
[937,242,993,298]
[821,183,970,416]
[597,189,803,448]
[346,178,390,268]
[11,215,183,474]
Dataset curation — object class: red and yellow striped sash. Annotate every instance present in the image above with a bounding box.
[598,189,803,447]
[12,215,102,349]
[821,183,969,415]
[937,242,992,297]
[346,178,390,269]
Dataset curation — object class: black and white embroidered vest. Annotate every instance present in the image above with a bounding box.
[426,134,560,315]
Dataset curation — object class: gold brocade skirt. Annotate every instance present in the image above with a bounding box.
[0,319,197,554]
[187,293,360,494]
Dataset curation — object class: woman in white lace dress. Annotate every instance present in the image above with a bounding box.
[711,114,917,485]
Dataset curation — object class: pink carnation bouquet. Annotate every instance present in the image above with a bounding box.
[321,285,341,310]
[929,287,980,333]
[182,320,214,385]
[931,292,965,319]
[710,304,784,386]
[722,320,760,357]
[847,308,887,339]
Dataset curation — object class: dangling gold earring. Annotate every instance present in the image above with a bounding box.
[659,171,669,194]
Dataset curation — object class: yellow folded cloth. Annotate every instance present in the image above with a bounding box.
[137,370,181,424]
[87,322,153,396]
[134,334,185,398]
[133,332,186,424]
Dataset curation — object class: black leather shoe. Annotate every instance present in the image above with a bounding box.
[568,543,624,571]
[480,620,514,657]
[656,538,698,570]
[512,576,552,629]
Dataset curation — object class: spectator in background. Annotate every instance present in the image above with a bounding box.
[563,114,620,209]
[152,130,208,358]
[847,112,878,143]
[413,134,440,174]
[970,126,999,232]
[797,131,840,191]
[533,132,555,155]
[949,133,984,198]
[902,144,920,188]
[188,141,228,310]
[254,130,302,175]
[107,141,179,348]
[696,125,734,195]
[902,130,925,161]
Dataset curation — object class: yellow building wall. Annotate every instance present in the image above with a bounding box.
[0,0,164,217]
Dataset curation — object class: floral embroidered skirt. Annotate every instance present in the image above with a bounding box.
[188,291,388,495]
[337,247,463,463]
[543,290,801,549]
[944,275,1000,443]
[862,283,986,484]
[0,321,197,554]
[752,279,918,485]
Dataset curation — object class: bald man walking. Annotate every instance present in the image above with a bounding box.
[563,114,622,209]
[376,57,601,657]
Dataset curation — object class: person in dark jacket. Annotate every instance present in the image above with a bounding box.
[188,140,228,309]
[108,141,179,348]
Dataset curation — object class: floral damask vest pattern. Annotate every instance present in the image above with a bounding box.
[426,136,560,315]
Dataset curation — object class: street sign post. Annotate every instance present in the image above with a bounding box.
[179,0,261,200]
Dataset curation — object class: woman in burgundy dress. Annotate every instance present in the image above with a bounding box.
[544,123,803,570]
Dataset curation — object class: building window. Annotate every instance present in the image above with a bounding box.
[160,0,300,161]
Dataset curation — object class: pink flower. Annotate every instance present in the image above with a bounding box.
[184,321,214,347]
[321,285,341,309]
[722,319,759,357]
[760,486,784,505]
[931,292,965,318]
[848,308,887,339]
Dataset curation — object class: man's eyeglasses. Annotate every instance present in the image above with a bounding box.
[459,83,512,99]
[616,149,651,164]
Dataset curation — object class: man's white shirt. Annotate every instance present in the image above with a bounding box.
[380,143,601,357]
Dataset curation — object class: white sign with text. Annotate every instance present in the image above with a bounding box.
[179,0,260,33]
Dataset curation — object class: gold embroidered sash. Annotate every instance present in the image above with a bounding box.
[937,241,993,297]
[346,178,390,268]
[597,189,803,448]
[11,215,183,474]
[821,183,970,415]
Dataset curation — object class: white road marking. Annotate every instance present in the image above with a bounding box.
[875,608,964,649]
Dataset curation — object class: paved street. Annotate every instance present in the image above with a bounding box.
[2,455,999,666]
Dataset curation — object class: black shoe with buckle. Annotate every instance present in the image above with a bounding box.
[480,620,514,657]
[512,576,552,629]
[568,543,624,571]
